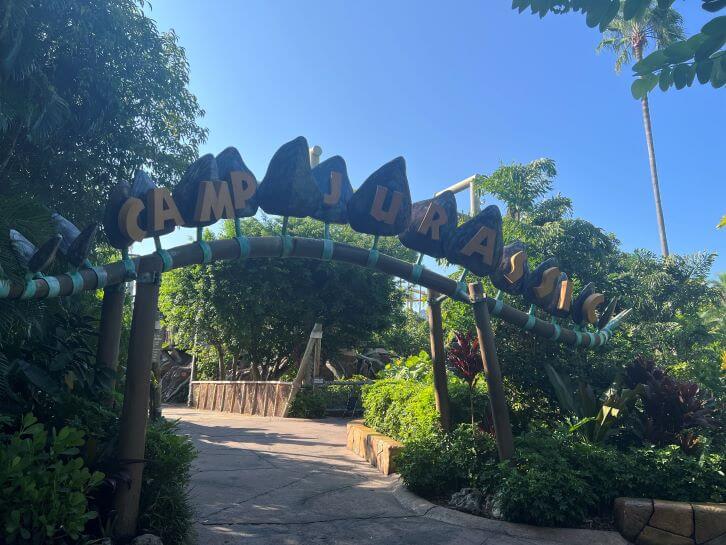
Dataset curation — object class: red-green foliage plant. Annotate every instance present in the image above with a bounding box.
[447,331,484,427]
[624,356,715,452]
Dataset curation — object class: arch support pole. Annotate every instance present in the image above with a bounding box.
[427,289,451,432]
[96,282,126,406]
[469,282,514,461]
[113,260,162,539]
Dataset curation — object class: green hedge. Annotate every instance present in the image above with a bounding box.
[397,426,726,528]
[361,378,489,442]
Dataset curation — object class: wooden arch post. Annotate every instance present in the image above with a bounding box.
[427,289,451,432]
[469,282,514,461]
[113,257,163,539]
[96,282,126,405]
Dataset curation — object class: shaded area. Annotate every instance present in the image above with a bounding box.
[164,405,583,545]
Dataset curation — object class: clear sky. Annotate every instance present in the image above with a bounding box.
[137,0,724,275]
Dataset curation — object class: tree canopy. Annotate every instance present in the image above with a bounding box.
[159,217,418,379]
[511,0,726,94]
[0,0,207,225]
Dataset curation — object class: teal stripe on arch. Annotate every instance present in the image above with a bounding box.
[45,276,61,298]
[157,250,173,272]
[20,279,37,300]
[410,263,424,283]
[235,236,250,259]
[68,272,84,295]
[366,249,379,268]
[280,235,293,258]
[92,266,108,289]
[198,241,212,264]
[321,239,333,261]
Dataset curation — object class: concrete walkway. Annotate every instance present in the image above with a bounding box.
[164,406,624,545]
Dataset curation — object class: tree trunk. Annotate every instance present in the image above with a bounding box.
[635,45,669,257]
[215,344,225,380]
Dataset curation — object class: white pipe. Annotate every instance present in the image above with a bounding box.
[309,145,322,168]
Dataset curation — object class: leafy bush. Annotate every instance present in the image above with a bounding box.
[0,414,104,544]
[379,351,432,381]
[398,426,726,528]
[138,418,197,545]
[397,425,497,498]
[362,378,489,442]
[624,356,715,451]
[287,388,328,418]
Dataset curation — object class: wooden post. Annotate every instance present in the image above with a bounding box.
[187,330,198,406]
[427,289,451,432]
[468,282,514,461]
[282,323,322,417]
[96,283,126,406]
[149,311,163,421]
[113,260,162,539]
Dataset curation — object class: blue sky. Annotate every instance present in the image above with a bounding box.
[138,0,724,275]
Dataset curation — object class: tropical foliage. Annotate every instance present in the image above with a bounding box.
[159,217,415,380]
[511,0,726,92]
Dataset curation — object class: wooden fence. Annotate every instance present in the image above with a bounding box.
[189,381,292,417]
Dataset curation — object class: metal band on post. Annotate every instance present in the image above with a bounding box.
[321,239,333,261]
[235,236,250,259]
[92,266,108,289]
[410,263,424,283]
[156,250,173,272]
[20,279,37,300]
[45,276,61,298]
[198,241,212,264]
[366,249,379,268]
[280,235,293,258]
[68,272,84,295]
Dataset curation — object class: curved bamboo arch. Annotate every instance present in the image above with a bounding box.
[1,235,629,349]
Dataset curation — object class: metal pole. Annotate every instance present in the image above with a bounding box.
[96,283,126,406]
[469,181,480,216]
[309,145,322,168]
[113,259,162,539]
[468,282,514,461]
[427,289,451,431]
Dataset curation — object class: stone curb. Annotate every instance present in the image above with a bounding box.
[391,477,628,545]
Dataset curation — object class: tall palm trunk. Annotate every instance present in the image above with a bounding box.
[635,44,670,256]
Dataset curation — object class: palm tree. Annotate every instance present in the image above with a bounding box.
[597,4,685,257]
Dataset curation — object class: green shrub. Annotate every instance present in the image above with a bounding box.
[288,388,328,418]
[138,418,197,545]
[0,414,104,544]
[362,378,488,442]
[397,425,497,498]
[397,426,726,528]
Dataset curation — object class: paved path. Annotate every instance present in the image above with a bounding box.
[164,406,621,545]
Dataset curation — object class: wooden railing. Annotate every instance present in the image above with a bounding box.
[189,381,292,417]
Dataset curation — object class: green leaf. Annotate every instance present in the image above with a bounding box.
[585,1,609,28]
[694,33,726,61]
[633,50,669,74]
[696,60,714,83]
[631,74,658,98]
[663,41,695,64]
[657,0,676,7]
[599,0,620,31]
[623,0,649,20]
[702,0,726,13]
[659,67,673,90]
[702,16,726,37]
[672,63,694,89]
